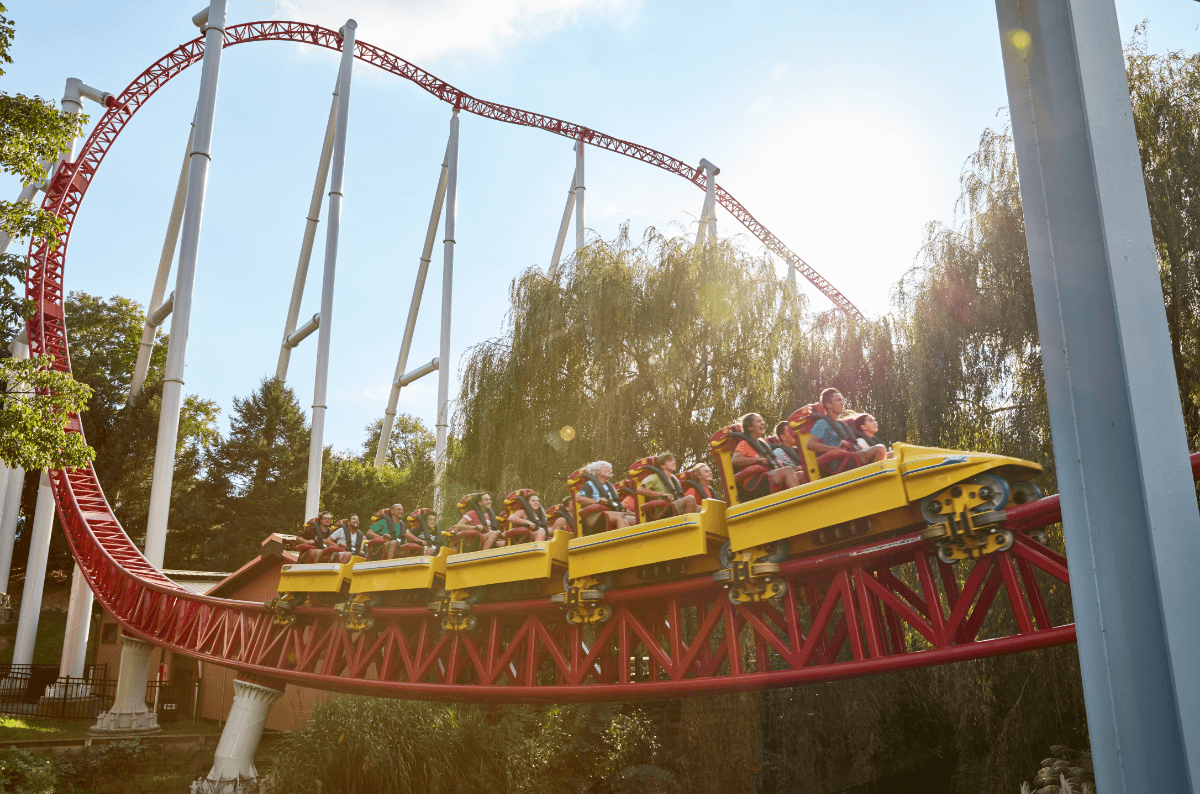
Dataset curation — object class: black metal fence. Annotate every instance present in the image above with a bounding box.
[0,663,198,721]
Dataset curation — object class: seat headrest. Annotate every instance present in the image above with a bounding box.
[456,493,486,517]
[710,424,745,454]
[788,404,822,433]
[406,508,436,530]
[502,488,538,515]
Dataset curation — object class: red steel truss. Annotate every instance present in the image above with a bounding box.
[22,21,1200,702]
[54,463,1081,703]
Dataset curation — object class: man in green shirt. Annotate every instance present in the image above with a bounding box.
[368,503,425,559]
[636,452,698,519]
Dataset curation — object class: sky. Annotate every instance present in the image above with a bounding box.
[3,0,1198,456]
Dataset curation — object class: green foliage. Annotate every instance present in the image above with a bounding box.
[360,413,435,498]
[0,354,93,470]
[1127,26,1200,450]
[0,4,87,347]
[0,747,58,794]
[450,225,804,503]
[169,378,309,570]
[58,292,218,569]
[262,697,677,794]
[891,125,1052,481]
[321,456,422,521]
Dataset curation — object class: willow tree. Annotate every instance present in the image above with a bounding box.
[448,225,803,502]
[1127,29,1200,450]
[892,126,1052,481]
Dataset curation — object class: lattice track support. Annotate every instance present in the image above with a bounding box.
[80,529,1075,702]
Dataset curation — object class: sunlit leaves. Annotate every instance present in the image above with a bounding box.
[0,353,93,470]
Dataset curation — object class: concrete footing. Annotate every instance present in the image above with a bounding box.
[192,678,284,794]
[90,633,161,736]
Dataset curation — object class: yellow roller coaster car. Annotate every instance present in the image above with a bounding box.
[705,406,1042,604]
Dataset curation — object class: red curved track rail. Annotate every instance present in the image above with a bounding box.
[23,21,1200,701]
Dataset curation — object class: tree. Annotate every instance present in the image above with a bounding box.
[359,413,435,503]
[57,291,218,557]
[0,353,92,470]
[1127,26,1200,451]
[176,378,309,570]
[0,3,86,345]
[0,4,93,478]
[449,224,804,503]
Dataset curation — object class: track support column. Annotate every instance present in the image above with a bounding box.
[194,678,284,793]
[143,1,229,569]
[0,329,28,593]
[6,473,55,675]
[130,118,194,399]
[996,1,1200,791]
[42,564,94,704]
[304,20,356,521]
[90,632,160,735]
[375,139,450,467]
[547,166,577,278]
[277,68,341,384]
[432,108,461,517]
[574,138,585,251]
[694,159,719,246]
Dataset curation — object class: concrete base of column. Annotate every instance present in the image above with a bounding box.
[90,632,161,736]
[192,678,284,794]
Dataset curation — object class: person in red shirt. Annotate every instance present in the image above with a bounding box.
[682,463,719,502]
[732,413,800,492]
[454,493,504,550]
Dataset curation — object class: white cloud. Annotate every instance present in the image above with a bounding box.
[272,0,635,62]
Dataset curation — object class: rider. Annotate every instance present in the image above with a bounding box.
[771,421,802,467]
[576,461,635,534]
[633,452,697,517]
[506,492,552,542]
[296,512,339,563]
[806,389,886,475]
[455,493,504,550]
[731,413,800,493]
[328,514,367,563]
[367,504,418,559]
[549,494,577,536]
[682,463,719,503]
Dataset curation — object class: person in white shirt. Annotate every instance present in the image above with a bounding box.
[328,514,367,562]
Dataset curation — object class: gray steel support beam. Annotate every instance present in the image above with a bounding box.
[995,1,1200,791]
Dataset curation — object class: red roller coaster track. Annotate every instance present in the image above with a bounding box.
[23,21,1200,702]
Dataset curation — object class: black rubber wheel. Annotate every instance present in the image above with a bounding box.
[718,540,734,569]
[1009,481,1044,506]
[286,592,306,608]
[595,573,617,592]
[764,540,790,564]
[463,586,487,605]
[562,571,573,591]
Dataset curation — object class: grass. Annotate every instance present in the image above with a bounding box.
[0,716,224,743]
[0,609,67,665]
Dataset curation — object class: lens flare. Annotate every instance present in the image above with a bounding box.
[560,426,576,441]
[1010,28,1031,53]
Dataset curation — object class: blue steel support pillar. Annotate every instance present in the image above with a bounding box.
[995,1,1200,791]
